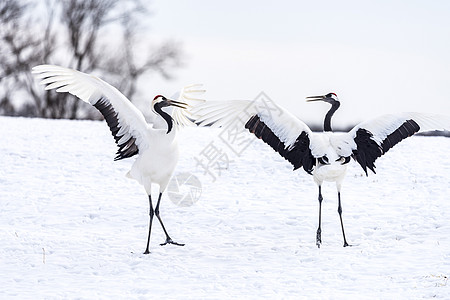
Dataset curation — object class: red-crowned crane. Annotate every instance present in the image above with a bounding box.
[32,65,204,254]
[192,93,450,248]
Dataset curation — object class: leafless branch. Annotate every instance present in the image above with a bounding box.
[0,0,182,119]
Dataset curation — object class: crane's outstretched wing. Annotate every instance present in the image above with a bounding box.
[192,100,316,173]
[170,84,206,127]
[32,64,149,161]
[332,113,450,175]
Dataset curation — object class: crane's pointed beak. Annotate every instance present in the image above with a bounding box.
[166,99,189,109]
[306,95,326,102]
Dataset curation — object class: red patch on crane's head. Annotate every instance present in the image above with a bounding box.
[325,92,338,100]
[153,95,165,101]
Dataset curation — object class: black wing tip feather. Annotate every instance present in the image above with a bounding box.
[352,129,380,176]
[353,119,420,175]
[245,115,315,174]
[93,97,139,160]
[381,119,420,153]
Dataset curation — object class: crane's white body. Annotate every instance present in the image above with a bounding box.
[311,132,347,189]
[192,98,450,247]
[192,99,450,179]
[32,65,204,195]
[127,128,179,194]
[32,64,205,252]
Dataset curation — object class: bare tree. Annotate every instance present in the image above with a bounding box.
[0,0,181,119]
[0,0,45,115]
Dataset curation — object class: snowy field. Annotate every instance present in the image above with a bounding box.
[1,115,450,299]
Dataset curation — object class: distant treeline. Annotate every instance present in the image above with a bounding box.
[291,123,449,137]
[202,122,449,137]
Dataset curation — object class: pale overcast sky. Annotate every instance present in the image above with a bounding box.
[142,0,450,128]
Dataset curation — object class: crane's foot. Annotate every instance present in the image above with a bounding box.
[160,238,185,247]
[143,249,151,255]
[316,228,322,248]
[343,241,350,247]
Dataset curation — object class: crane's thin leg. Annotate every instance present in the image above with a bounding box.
[316,185,323,248]
[337,192,350,247]
[155,192,185,246]
[144,195,154,254]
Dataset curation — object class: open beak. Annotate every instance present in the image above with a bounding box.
[166,99,188,109]
[306,95,326,102]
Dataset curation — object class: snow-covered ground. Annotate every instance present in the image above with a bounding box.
[1,116,449,299]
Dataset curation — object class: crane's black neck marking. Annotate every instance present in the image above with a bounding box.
[154,102,173,134]
[324,101,340,132]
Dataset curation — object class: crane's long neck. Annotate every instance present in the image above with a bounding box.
[154,104,173,134]
[324,101,340,132]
